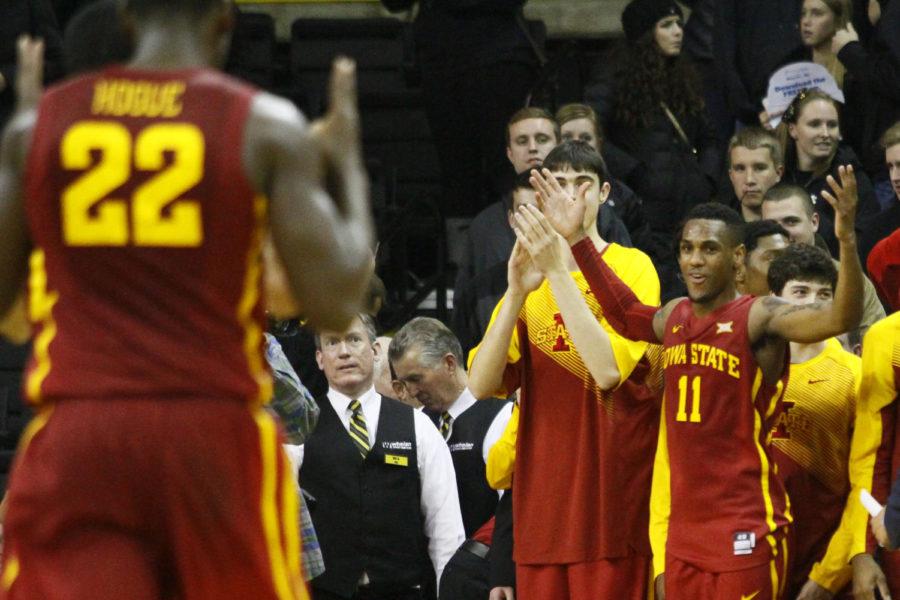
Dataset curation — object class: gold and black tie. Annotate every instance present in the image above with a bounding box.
[440,411,453,441]
[348,399,370,457]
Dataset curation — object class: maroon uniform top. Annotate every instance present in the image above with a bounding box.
[660,295,791,572]
[23,66,272,405]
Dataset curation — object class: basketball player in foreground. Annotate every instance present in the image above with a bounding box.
[0,0,374,597]
[514,165,864,599]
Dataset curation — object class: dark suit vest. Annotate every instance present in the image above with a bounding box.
[428,398,508,537]
[301,395,425,597]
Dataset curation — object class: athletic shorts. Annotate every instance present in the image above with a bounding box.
[0,397,307,600]
[516,555,651,600]
[665,535,791,600]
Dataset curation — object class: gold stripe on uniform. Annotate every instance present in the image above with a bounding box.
[25,249,59,403]
[280,449,306,598]
[1,555,20,591]
[254,408,295,600]
[238,197,273,407]
[780,534,789,596]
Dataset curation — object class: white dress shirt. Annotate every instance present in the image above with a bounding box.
[296,385,465,586]
[443,388,513,463]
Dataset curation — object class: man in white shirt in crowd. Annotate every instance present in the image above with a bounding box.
[298,313,464,600]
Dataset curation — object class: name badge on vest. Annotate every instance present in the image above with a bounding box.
[385,454,409,467]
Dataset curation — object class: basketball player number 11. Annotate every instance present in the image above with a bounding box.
[676,375,701,423]
[60,120,204,248]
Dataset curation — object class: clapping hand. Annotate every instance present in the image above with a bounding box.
[512,204,569,277]
[528,168,589,245]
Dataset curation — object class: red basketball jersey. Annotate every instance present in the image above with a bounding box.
[660,295,791,572]
[23,66,271,405]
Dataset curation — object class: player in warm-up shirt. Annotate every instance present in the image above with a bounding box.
[469,141,662,600]
[0,0,375,596]
[765,244,861,598]
[521,164,865,599]
[843,311,900,600]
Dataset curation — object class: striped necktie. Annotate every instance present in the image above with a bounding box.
[440,411,453,441]
[347,399,370,457]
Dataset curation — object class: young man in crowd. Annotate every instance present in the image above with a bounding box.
[727,127,784,222]
[526,158,864,598]
[469,141,662,600]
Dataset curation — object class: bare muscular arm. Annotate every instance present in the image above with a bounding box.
[750,166,864,344]
[243,59,374,331]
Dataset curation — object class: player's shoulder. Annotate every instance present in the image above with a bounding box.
[865,312,900,342]
[603,242,653,269]
[822,338,862,377]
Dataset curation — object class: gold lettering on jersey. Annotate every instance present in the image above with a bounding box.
[91,80,186,118]
[663,343,741,379]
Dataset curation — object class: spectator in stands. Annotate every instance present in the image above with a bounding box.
[300,314,464,600]
[737,220,790,297]
[776,88,880,256]
[800,0,853,88]
[389,317,512,600]
[834,0,900,204]
[867,228,900,311]
[585,0,721,300]
[680,0,731,144]
[860,121,900,262]
[455,108,559,293]
[555,103,653,257]
[714,0,802,127]
[726,127,785,221]
[380,0,539,218]
[761,184,886,334]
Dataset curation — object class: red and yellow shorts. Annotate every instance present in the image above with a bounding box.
[0,397,306,600]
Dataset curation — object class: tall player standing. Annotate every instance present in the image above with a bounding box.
[0,0,374,598]
[519,165,864,599]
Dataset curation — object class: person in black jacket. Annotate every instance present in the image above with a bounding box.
[834,0,900,203]
[776,88,880,258]
[585,0,721,300]
[714,0,803,127]
[379,0,539,217]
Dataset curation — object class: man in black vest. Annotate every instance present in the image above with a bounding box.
[300,314,464,600]
[389,317,513,600]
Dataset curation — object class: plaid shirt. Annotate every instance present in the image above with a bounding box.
[264,334,325,581]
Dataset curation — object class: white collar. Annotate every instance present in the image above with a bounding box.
[327,385,379,414]
[445,387,477,420]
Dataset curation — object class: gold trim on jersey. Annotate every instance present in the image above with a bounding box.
[1,555,19,591]
[24,249,59,404]
[238,196,273,407]
[751,369,791,547]
[254,407,304,600]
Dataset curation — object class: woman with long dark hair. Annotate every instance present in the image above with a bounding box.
[585,0,720,299]
[776,88,880,255]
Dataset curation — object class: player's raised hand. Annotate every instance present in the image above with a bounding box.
[513,204,568,277]
[529,168,589,245]
[820,165,858,245]
[507,239,543,297]
[15,36,44,112]
[315,57,362,168]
